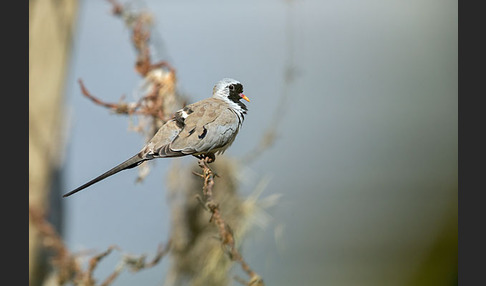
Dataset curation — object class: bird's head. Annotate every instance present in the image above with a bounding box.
[212,78,250,110]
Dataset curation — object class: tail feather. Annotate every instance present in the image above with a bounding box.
[63,154,145,197]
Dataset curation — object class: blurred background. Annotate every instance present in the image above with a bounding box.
[29,0,457,285]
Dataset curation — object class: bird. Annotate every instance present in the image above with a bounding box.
[63,78,250,197]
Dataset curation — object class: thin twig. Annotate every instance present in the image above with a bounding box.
[78,78,141,115]
[29,205,170,286]
[195,158,265,285]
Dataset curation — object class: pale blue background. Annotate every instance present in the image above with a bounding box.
[62,1,457,285]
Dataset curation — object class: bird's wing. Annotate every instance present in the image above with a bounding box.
[169,98,240,155]
[140,98,239,158]
[140,119,184,158]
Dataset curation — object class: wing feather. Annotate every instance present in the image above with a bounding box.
[170,98,239,155]
[140,98,240,158]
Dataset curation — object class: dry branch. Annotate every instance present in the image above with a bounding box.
[29,206,170,285]
[194,158,265,286]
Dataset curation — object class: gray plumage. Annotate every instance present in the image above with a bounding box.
[63,78,249,197]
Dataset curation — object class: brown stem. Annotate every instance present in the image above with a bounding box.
[196,158,265,285]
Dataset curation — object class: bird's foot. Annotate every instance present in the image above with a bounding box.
[195,154,218,176]
[195,153,215,164]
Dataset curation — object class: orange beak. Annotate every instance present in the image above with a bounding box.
[240,93,250,102]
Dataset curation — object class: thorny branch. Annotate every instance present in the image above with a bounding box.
[99,242,171,286]
[240,1,296,166]
[79,0,182,129]
[29,206,169,285]
[78,79,140,115]
[194,158,265,286]
[78,0,184,182]
[29,206,80,284]
[78,76,176,121]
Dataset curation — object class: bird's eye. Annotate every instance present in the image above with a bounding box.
[228,84,235,91]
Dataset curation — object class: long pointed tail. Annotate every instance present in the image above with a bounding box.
[63,154,145,197]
